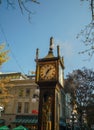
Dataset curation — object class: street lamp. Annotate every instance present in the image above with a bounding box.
[82,111,87,124]
[0,106,4,117]
[70,111,77,130]
[35,87,40,96]
[32,94,39,103]
[31,87,40,116]
[32,87,40,103]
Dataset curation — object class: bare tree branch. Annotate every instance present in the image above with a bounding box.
[0,0,40,21]
[78,0,94,59]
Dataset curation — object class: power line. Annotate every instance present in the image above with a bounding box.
[0,23,26,75]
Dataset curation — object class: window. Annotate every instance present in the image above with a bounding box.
[25,88,30,97]
[17,102,22,113]
[24,102,29,113]
[19,89,24,97]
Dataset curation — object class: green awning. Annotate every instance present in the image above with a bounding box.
[0,126,9,130]
[13,125,27,130]
[12,115,38,124]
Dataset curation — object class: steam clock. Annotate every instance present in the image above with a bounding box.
[35,37,64,130]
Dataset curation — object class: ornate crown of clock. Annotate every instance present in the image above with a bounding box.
[35,37,64,87]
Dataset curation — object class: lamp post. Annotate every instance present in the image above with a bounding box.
[0,106,4,117]
[31,88,40,130]
[32,94,39,103]
[32,87,40,103]
[31,87,40,115]
[70,111,77,130]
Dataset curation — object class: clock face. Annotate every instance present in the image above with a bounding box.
[59,63,64,86]
[40,64,56,80]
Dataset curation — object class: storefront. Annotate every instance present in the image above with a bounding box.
[12,115,38,130]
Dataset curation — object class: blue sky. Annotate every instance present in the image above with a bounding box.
[0,0,94,77]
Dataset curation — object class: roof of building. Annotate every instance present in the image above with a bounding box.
[0,72,28,80]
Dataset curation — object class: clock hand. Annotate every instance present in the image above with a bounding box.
[43,68,51,79]
[46,68,51,75]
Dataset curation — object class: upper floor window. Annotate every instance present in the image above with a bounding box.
[25,88,30,97]
[17,102,22,113]
[18,89,24,97]
[24,102,29,113]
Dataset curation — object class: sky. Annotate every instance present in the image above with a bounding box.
[0,0,94,77]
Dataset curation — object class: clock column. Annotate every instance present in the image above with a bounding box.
[35,37,64,130]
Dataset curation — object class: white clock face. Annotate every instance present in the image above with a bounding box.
[40,64,56,80]
[59,64,64,86]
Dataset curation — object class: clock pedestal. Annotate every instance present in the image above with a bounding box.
[35,37,64,130]
[38,84,61,130]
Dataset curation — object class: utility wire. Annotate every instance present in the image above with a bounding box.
[0,23,26,75]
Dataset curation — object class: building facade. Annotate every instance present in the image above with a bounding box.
[0,72,39,129]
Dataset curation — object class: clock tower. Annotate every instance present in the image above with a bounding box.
[35,37,64,130]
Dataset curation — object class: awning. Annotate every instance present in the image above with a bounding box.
[13,125,28,130]
[0,126,9,130]
[12,115,38,124]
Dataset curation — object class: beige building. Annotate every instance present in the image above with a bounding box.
[0,72,39,130]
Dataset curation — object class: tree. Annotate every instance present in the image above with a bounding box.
[65,68,94,127]
[0,43,9,66]
[0,77,13,106]
[0,43,12,107]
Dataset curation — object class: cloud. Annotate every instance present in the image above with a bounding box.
[54,40,73,59]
